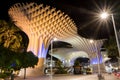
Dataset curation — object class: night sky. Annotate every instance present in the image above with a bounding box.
[1,0,120,39]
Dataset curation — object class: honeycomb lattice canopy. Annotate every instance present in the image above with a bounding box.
[50,35,104,66]
[8,3,77,57]
[8,2,105,77]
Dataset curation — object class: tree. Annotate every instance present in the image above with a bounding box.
[19,51,38,68]
[55,60,67,74]
[0,46,17,79]
[0,45,38,79]
[74,60,80,66]
[0,20,24,52]
[103,36,119,58]
[0,20,38,79]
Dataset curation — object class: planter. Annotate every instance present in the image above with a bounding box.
[74,66,81,74]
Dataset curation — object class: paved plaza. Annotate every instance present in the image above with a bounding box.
[15,73,119,80]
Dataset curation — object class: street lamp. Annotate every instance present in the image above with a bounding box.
[50,38,57,80]
[100,12,120,68]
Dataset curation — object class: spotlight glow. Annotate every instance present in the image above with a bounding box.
[100,12,109,19]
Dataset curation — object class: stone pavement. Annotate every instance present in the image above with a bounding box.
[15,73,119,80]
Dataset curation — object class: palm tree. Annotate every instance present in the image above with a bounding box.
[0,20,23,52]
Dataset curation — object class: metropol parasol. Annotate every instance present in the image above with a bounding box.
[8,2,106,76]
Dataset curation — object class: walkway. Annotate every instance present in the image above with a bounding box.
[15,73,119,80]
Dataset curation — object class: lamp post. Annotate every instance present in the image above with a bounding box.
[50,39,53,80]
[100,12,120,68]
[50,38,57,80]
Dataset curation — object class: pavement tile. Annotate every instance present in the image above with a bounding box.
[14,73,119,80]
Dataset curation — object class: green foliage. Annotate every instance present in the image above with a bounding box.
[55,60,67,74]
[74,60,80,66]
[0,20,24,52]
[0,46,38,72]
[56,60,62,67]
[19,51,38,68]
[0,20,38,78]
[0,46,14,69]
[0,46,16,78]
[55,67,67,74]
[103,36,119,57]
[0,73,8,78]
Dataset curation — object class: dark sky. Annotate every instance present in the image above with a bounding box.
[1,0,120,39]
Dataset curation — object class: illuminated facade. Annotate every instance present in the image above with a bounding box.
[50,36,104,66]
[8,3,77,76]
[49,48,89,67]
[9,3,104,76]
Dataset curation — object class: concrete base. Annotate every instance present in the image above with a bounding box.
[19,58,45,77]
